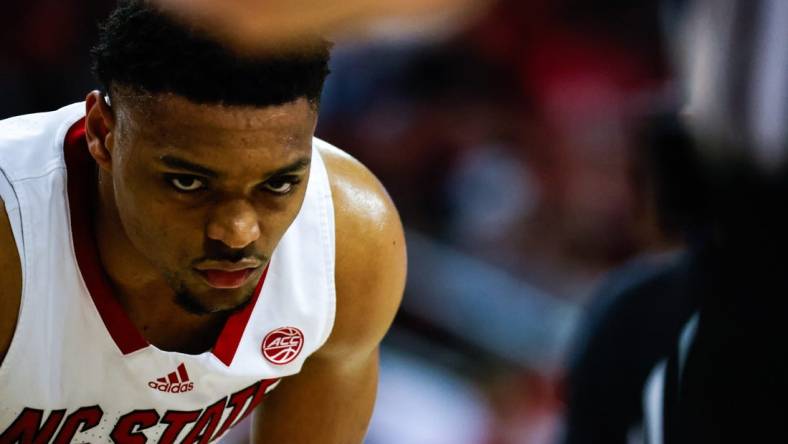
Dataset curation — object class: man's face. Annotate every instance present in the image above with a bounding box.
[109,94,317,314]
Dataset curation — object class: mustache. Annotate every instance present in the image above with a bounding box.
[193,240,268,265]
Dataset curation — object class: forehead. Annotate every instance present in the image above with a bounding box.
[116,93,318,142]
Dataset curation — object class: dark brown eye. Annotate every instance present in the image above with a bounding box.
[168,175,204,192]
[262,176,300,195]
[262,180,294,194]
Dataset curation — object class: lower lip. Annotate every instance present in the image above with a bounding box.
[197,269,255,289]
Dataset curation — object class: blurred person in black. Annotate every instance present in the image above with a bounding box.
[646,0,788,441]
[562,112,702,444]
[564,0,788,442]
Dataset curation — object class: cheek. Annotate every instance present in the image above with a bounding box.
[261,188,309,234]
[113,171,202,265]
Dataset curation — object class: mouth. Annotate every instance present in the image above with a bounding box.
[194,263,261,289]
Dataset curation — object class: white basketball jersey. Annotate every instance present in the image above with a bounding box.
[0,103,337,443]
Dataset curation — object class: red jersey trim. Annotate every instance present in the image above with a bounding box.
[63,119,267,365]
[212,265,269,366]
[64,118,148,355]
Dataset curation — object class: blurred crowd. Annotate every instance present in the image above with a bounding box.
[1,1,686,442]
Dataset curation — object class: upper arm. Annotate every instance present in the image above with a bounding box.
[0,196,23,365]
[251,144,406,444]
[319,143,406,362]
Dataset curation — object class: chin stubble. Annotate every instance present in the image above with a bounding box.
[173,288,256,316]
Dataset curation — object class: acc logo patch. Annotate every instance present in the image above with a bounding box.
[262,327,304,365]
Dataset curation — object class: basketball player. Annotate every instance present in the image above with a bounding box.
[0,1,405,443]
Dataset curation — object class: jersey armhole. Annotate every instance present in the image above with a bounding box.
[0,170,23,246]
[311,144,337,352]
[0,169,25,374]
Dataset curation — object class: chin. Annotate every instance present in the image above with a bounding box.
[174,288,255,316]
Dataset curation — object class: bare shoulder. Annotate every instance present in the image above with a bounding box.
[316,142,406,358]
[0,197,22,365]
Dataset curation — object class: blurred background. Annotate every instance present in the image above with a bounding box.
[1,0,689,442]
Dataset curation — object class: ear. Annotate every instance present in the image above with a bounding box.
[85,90,116,173]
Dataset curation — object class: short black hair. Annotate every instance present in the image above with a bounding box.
[91,0,332,107]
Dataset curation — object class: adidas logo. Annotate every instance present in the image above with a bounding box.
[148,363,195,394]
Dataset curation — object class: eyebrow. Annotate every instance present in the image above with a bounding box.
[264,158,311,178]
[159,155,218,178]
[158,155,311,180]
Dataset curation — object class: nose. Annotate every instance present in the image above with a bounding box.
[206,199,261,249]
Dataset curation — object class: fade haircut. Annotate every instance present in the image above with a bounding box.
[91,0,332,107]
